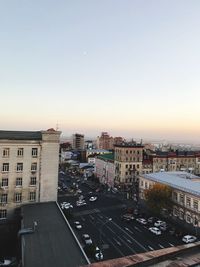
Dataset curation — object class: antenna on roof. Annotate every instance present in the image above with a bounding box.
[56,122,59,131]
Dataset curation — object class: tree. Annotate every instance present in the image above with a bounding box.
[144,183,173,215]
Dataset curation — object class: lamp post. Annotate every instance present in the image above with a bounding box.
[99,218,112,253]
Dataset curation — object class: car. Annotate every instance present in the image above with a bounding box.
[136,218,147,225]
[0,257,17,266]
[182,235,197,244]
[76,200,87,207]
[121,214,134,221]
[74,221,82,230]
[89,196,97,202]
[77,189,82,194]
[82,234,93,245]
[149,227,162,235]
[154,220,166,227]
[61,202,73,209]
[94,247,103,261]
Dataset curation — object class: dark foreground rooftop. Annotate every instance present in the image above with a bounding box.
[21,202,89,267]
[0,130,42,140]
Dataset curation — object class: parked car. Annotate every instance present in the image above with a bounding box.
[94,247,103,261]
[89,196,97,202]
[0,257,17,266]
[121,214,134,221]
[154,220,166,227]
[82,234,93,245]
[136,218,147,225]
[147,217,158,223]
[149,227,161,235]
[74,221,82,230]
[61,202,73,209]
[76,200,87,207]
[182,235,197,244]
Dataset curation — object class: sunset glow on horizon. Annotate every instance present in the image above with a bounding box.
[1,1,200,143]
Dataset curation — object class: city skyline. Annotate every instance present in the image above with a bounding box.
[1,1,200,142]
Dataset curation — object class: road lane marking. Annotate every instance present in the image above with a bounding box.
[134,226,142,232]
[89,215,94,220]
[125,227,133,234]
[117,236,137,254]
[148,246,154,250]
[169,243,174,247]
[113,237,122,246]
[127,239,132,244]
[107,225,116,234]
[110,220,148,252]
[108,239,125,256]
[158,244,164,248]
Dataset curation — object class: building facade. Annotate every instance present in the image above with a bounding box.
[72,133,84,150]
[139,172,200,228]
[95,154,115,188]
[0,129,61,219]
[114,142,144,185]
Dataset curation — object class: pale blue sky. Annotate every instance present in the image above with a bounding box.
[1,1,200,142]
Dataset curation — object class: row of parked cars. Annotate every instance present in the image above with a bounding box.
[121,213,198,243]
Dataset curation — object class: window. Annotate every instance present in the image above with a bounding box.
[30,177,36,186]
[186,214,192,223]
[0,209,7,219]
[125,164,128,168]
[17,163,23,172]
[15,193,22,203]
[193,200,198,210]
[173,192,178,201]
[31,163,37,172]
[1,178,8,187]
[180,194,184,205]
[2,163,9,172]
[32,148,38,157]
[126,150,128,154]
[2,148,9,158]
[0,194,7,203]
[17,148,24,157]
[29,192,36,202]
[16,178,22,187]
[145,182,148,189]
[186,197,191,207]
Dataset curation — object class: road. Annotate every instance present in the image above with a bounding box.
[58,172,184,262]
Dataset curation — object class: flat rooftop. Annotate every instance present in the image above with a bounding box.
[0,130,42,140]
[143,171,200,197]
[21,202,89,267]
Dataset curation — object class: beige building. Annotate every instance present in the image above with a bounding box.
[0,129,61,219]
[114,142,144,185]
[139,172,200,227]
[150,151,200,175]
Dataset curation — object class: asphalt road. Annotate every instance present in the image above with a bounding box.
[58,173,184,262]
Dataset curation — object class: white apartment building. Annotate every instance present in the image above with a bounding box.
[95,154,115,188]
[0,129,61,219]
[139,172,200,227]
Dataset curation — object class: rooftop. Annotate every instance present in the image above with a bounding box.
[21,202,89,267]
[97,153,114,162]
[0,130,42,140]
[143,171,200,197]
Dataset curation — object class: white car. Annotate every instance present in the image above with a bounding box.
[89,196,97,202]
[136,218,147,225]
[94,247,103,261]
[61,202,73,209]
[154,220,166,227]
[82,234,92,245]
[182,235,197,244]
[74,221,82,230]
[76,200,87,207]
[149,227,161,235]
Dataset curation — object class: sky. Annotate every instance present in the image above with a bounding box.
[1,0,200,143]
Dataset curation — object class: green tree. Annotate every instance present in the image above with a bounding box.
[144,183,173,215]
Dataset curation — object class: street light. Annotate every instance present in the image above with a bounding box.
[99,218,112,255]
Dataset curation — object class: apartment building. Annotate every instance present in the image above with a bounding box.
[72,133,84,150]
[96,132,114,150]
[150,151,200,175]
[95,153,115,188]
[0,129,61,219]
[139,172,200,227]
[114,142,144,185]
